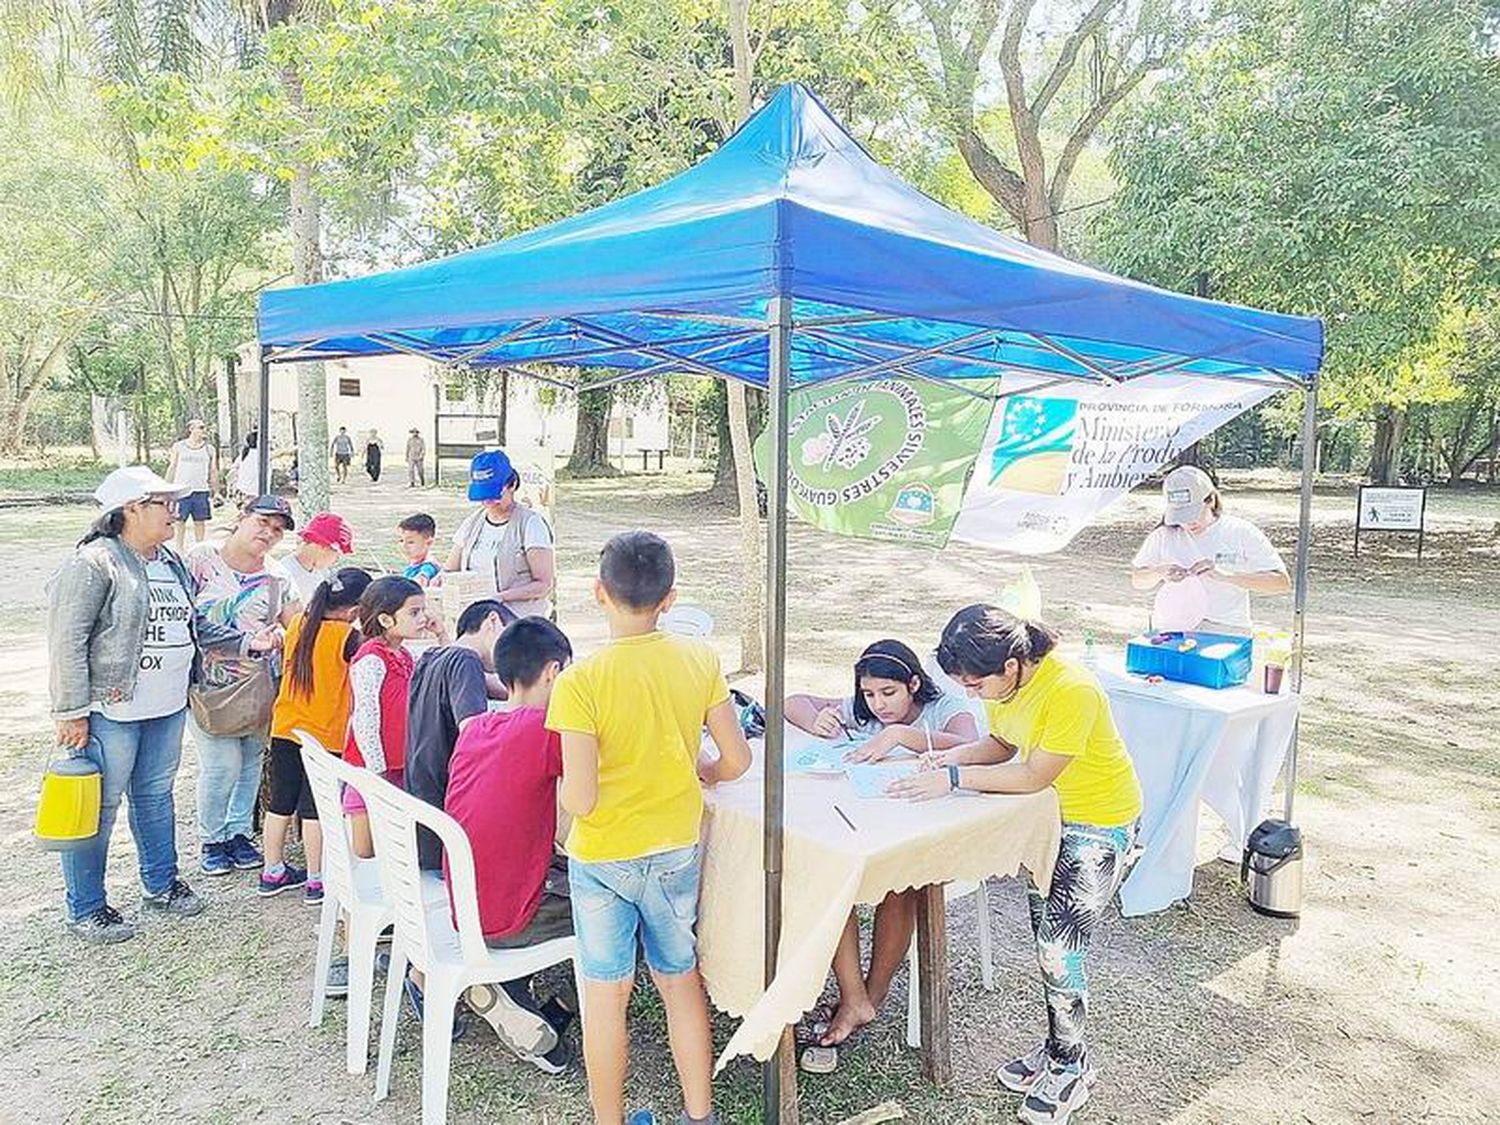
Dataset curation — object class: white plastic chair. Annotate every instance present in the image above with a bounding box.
[660,605,715,638]
[298,733,395,1076]
[362,771,584,1125]
[905,878,995,1048]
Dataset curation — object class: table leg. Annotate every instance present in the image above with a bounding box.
[915,883,952,1085]
[775,1026,800,1123]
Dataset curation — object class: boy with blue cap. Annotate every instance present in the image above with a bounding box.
[444,449,556,620]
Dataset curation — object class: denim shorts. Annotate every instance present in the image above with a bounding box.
[175,490,211,522]
[568,844,701,982]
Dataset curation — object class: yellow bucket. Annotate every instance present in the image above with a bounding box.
[35,755,102,851]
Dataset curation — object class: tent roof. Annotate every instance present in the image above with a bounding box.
[258,84,1322,390]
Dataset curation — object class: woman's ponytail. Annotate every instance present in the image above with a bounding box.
[936,604,1059,679]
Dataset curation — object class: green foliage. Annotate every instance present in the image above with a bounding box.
[1095,0,1500,424]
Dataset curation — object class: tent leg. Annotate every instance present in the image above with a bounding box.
[257,345,272,495]
[1284,371,1318,823]
[762,295,794,1125]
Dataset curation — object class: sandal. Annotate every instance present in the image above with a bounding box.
[798,1044,838,1074]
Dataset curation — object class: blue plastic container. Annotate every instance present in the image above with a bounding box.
[1124,631,1253,689]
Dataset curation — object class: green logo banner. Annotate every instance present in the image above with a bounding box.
[755,377,996,546]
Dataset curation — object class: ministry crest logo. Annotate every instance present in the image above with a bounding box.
[987,396,1079,495]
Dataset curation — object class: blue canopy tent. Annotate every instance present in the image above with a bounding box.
[257,83,1322,1116]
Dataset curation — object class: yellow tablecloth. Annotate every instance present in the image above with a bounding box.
[698,727,1062,1068]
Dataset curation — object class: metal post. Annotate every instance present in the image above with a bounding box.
[761,294,793,1123]
[433,383,442,486]
[257,346,272,495]
[1284,369,1318,822]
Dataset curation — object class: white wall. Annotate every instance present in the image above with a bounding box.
[243,352,671,467]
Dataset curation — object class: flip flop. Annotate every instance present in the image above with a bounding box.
[798,1044,838,1074]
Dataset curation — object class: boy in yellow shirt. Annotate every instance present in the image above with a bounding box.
[547,531,751,1125]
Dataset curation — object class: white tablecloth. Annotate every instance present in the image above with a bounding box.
[1097,655,1299,916]
[697,725,1061,1067]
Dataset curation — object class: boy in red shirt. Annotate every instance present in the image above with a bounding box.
[445,616,576,1072]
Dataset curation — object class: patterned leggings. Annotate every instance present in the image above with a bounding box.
[1026,820,1137,1065]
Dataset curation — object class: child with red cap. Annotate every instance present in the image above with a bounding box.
[281,511,355,604]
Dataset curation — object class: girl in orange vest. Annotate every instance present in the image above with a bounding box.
[262,567,373,903]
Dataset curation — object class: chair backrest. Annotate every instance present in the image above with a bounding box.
[660,605,715,638]
[295,731,363,909]
[356,770,491,967]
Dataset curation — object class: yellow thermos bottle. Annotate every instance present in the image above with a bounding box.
[35,754,102,851]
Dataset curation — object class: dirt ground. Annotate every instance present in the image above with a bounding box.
[1,467,1497,1124]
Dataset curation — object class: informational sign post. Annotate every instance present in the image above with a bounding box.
[1355,485,1427,559]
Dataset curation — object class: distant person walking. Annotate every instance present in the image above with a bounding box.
[331,427,354,484]
[234,431,261,504]
[364,429,384,483]
[167,419,218,549]
[405,428,427,488]
[46,466,270,944]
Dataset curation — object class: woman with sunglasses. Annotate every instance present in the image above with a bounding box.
[890,605,1141,1125]
[47,467,274,944]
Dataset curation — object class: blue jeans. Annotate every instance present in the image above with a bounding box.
[189,716,265,846]
[61,709,186,921]
[568,844,702,982]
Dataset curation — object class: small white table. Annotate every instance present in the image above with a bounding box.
[1096,654,1300,916]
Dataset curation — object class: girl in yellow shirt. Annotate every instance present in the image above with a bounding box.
[891,604,1142,1125]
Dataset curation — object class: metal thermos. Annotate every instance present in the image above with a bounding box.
[1242,818,1303,918]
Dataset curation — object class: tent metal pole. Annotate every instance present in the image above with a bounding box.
[762,294,793,1123]
[1284,369,1318,823]
[257,345,272,495]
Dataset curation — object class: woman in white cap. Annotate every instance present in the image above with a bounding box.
[46,467,274,943]
[445,448,555,619]
[1130,465,1290,634]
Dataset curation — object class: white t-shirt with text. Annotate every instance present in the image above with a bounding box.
[97,558,195,722]
[1132,514,1285,629]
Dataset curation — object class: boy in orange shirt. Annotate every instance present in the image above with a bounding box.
[547,531,751,1125]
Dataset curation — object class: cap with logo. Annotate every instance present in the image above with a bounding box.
[301,511,353,553]
[243,493,296,531]
[94,465,190,513]
[468,449,517,502]
[1161,466,1216,527]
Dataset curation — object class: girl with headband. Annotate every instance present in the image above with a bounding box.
[784,639,979,1066]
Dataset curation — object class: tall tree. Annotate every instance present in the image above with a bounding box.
[725,0,765,673]
[914,0,1194,252]
[1096,0,1500,481]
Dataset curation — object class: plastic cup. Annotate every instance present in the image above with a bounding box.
[1263,663,1285,694]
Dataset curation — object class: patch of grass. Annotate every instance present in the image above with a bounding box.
[0,459,117,497]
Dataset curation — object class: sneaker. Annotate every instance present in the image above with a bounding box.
[325,956,349,999]
[466,981,557,1057]
[998,1044,1051,1093]
[142,879,207,918]
[226,834,264,870]
[625,1113,658,1125]
[1018,1060,1096,1125]
[525,1036,572,1075]
[257,864,307,897]
[405,974,468,1042]
[66,905,136,944]
[199,841,232,876]
[303,879,324,906]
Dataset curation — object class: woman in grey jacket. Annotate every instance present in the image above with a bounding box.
[48,466,272,944]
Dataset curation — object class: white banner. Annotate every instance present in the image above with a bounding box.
[951,374,1279,554]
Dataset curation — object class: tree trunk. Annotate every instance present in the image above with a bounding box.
[726,0,765,674]
[566,386,616,476]
[1369,407,1407,484]
[286,93,330,513]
